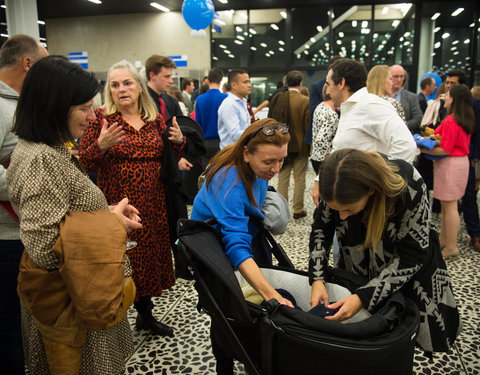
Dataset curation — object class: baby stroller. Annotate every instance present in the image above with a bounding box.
[176,219,420,375]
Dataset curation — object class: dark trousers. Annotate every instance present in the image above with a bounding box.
[0,239,25,374]
[462,162,480,237]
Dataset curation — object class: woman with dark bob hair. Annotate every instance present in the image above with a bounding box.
[309,148,460,354]
[7,55,141,374]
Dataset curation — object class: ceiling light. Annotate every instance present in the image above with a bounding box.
[451,8,464,17]
[1,33,9,37]
[0,5,6,9]
[453,51,459,55]
[361,29,370,34]
[249,28,257,35]
[279,47,284,52]
[280,11,287,19]
[237,35,244,41]
[37,20,45,25]
[464,39,470,44]
[451,40,459,45]
[336,40,342,45]
[434,42,441,48]
[224,50,230,54]
[279,40,285,45]
[219,44,227,49]
[234,40,242,45]
[213,19,226,26]
[218,0,228,3]
[304,44,310,49]
[338,32,344,38]
[352,20,357,27]
[236,26,242,32]
[392,20,400,27]
[442,32,450,39]
[268,50,274,54]
[212,56,219,60]
[150,2,169,11]
[382,7,389,15]
[260,42,267,47]
[310,37,316,43]
[270,24,279,31]
[316,25,323,32]
[250,46,257,51]
[433,27,440,33]
[88,0,102,4]
[431,13,440,20]
[361,21,368,28]
[229,54,234,58]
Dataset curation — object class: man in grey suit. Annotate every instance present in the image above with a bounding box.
[390,64,423,134]
[182,77,194,114]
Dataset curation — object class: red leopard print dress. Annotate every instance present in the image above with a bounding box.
[79,110,184,298]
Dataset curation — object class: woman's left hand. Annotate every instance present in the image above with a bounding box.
[324,294,363,322]
[168,116,184,145]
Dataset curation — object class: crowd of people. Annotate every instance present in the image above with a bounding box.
[0,33,478,374]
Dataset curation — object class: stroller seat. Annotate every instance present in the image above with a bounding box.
[176,219,420,375]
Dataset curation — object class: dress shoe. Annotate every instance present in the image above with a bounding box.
[470,236,480,251]
[136,312,174,337]
[293,210,307,219]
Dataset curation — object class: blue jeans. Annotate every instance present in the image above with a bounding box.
[462,162,480,237]
[0,240,25,374]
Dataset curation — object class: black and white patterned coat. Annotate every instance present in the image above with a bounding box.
[309,155,460,353]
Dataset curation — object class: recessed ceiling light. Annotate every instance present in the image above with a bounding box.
[150,2,169,12]
[442,32,450,39]
[250,46,257,51]
[316,25,323,32]
[278,40,285,45]
[37,20,45,25]
[351,20,357,27]
[260,43,267,48]
[431,13,440,20]
[88,0,102,4]
[451,8,464,17]
[280,11,287,19]
[234,40,242,45]
[218,0,228,3]
[271,24,279,31]
[433,27,440,33]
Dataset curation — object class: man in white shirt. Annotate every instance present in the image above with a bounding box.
[312,58,416,205]
[217,69,251,149]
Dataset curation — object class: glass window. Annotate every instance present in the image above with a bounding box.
[427,3,476,81]
[332,5,372,64]
[291,6,331,67]
[249,9,286,67]
[211,10,248,69]
[371,4,414,66]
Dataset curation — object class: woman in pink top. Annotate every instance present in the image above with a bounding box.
[420,85,475,258]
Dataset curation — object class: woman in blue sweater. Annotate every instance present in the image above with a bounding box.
[192,118,292,307]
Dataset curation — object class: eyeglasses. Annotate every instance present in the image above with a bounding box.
[247,123,289,143]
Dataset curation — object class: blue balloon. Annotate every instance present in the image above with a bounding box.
[182,0,215,31]
[419,72,442,100]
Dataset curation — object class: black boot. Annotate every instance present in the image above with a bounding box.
[134,297,174,337]
[136,311,174,337]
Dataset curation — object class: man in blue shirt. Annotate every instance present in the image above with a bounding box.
[195,68,227,168]
[217,69,251,149]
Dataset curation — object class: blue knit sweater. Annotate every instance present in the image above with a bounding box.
[191,166,267,268]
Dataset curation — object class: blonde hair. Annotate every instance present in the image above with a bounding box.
[319,149,407,251]
[471,86,480,100]
[366,65,390,97]
[104,60,157,121]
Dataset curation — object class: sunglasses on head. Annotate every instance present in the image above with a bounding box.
[247,123,289,143]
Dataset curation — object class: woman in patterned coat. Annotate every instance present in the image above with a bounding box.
[309,148,460,353]
[79,60,185,337]
[7,56,141,374]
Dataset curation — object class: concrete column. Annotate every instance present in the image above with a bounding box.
[417,17,435,82]
[5,0,39,39]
